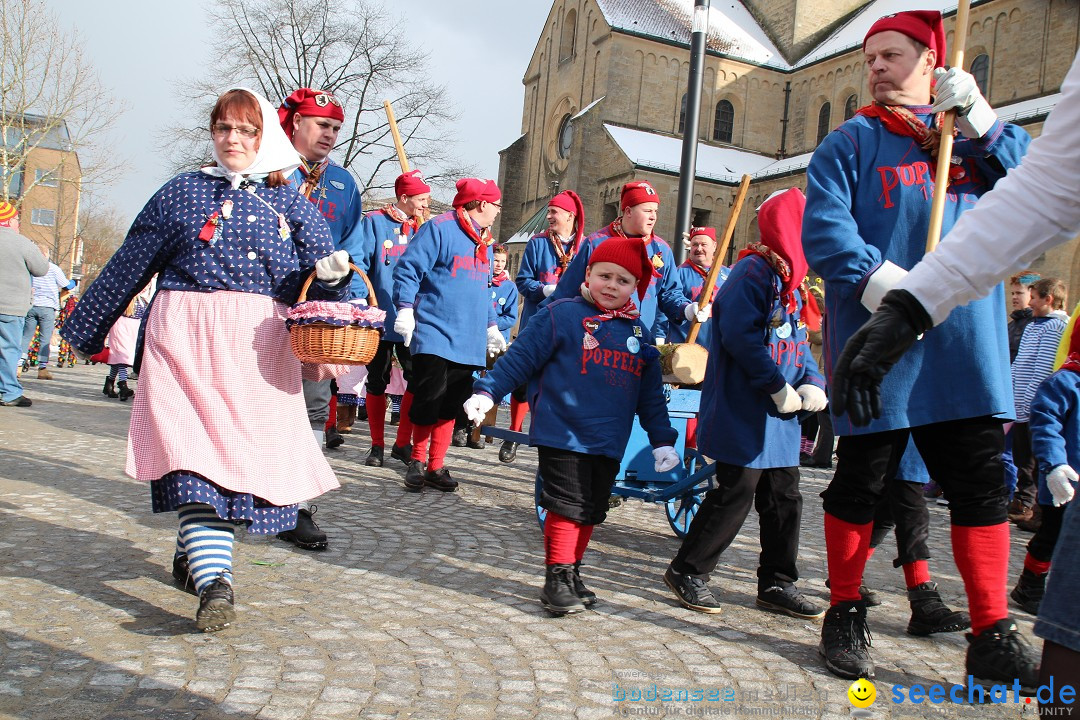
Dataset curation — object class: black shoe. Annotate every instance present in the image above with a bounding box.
[452,428,468,447]
[825,579,881,607]
[390,411,400,426]
[196,574,235,632]
[965,618,1039,695]
[277,507,328,550]
[357,404,368,422]
[906,581,970,635]
[663,566,722,614]
[572,561,597,607]
[390,443,413,465]
[424,467,458,492]
[0,396,32,407]
[499,440,519,463]
[172,554,196,595]
[103,376,118,398]
[404,460,426,492]
[819,601,875,679]
[325,426,344,449]
[117,380,134,401]
[540,564,585,616]
[757,584,825,620]
[466,437,484,449]
[1010,569,1046,616]
[799,453,831,469]
[365,445,384,467]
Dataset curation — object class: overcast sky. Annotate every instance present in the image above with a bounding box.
[45,0,552,223]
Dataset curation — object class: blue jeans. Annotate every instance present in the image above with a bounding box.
[0,313,26,402]
[1035,491,1080,652]
[21,305,56,366]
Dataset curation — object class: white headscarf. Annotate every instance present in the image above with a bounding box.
[201,86,302,189]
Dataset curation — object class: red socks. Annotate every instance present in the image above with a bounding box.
[411,424,432,462]
[824,513,873,605]
[545,512,585,565]
[575,524,594,563]
[952,523,1010,635]
[394,391,415,449]
[510,398,529,432]
[684,418,698,449]
[1023,552,1052,576]
[903,559,931,589]
[427,419,455,471]
[324,395,337,432]
[366,393,387,446]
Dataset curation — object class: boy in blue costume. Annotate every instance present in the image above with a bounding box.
[802,10,1036,687]
[662,189,827,620]
[465,237,680,615]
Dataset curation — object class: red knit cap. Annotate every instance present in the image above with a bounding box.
[395,170,431,198]
[620,181,660,210]
[548,190,585,243]
[589,237,659,301]
[277,88,346,138]
[863,10,946,68]
[0,201,16,224]
[688,226,716,242]
[452,178,501,208]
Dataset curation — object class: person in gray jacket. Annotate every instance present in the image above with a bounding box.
[0,201,49,407]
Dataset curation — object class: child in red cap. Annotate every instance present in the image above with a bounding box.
[465,237,680,615]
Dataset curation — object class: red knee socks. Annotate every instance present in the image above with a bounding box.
[394,391,415,449]
[510,398,529,432]
[366,393,387,446]
[575,524,594,563]
[903,559,931,589]
[427,418,455,471]
[545,512,585,565]
[1023,552,1052,576]
[952,523,1010,635]
[324,395,338,432]
[825,513,873,605]
[411,423,432,462]
[685,418,698,450]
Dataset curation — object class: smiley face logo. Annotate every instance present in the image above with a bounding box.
[847,678,876,708]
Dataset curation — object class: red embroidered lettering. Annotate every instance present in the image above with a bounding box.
[877,167,900,209]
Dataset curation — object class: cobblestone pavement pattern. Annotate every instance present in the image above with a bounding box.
[0,365,1040,719]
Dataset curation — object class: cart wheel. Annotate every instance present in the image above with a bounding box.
[534,471,547,531]
[665,492,702,538]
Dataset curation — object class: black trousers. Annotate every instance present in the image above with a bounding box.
[408,354,479,427]
[821,416,1009,527]
[538,446,620,525]
[365,340,412,396]
[1011,422,1038,507]
[671,463,802,589]
[868,480,932,567]
[1028,502,1068,563]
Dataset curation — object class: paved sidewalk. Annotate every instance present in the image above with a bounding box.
[0,364,1039,719]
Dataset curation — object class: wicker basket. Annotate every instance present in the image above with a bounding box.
[289,263,381,365]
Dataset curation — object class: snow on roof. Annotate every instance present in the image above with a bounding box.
[604,123,778,183]
[504,205,550,245]
[595,0,788,69]
[996,93,1061,124]
[572,96,605,120]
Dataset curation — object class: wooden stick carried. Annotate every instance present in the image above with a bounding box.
[686,174,752,344]
[383,100,410,174]
[925,0,972,254]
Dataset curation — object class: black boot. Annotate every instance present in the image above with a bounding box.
[277,507,328,550]
[117,380,134,401]
[103,376,118,398]
[196,572,235,633]
[819,601,874,679]
[171,554,196,595]
[499,440,519,463]
[906,582,970,635]
[572,561,597,606]
[325,426,345,449]
[540,564,585,616]
[404,460,426,492]
[1010,568,1046,616]
[452,427,468,447]
[365,445,384,467]
[965,618,1040,695]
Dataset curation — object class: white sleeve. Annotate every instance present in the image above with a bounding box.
[898,51,1080,326]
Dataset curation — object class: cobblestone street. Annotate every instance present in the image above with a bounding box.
[0,364,1039,719]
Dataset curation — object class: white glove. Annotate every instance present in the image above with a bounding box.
[542,284,557,297]
[315,249,351,282]
[394,307,415,347]
[797,384,828,413]
[1047,465,1078,507]
[770,384,802,414]
[931,67,997,138]
[487,325,507,357]
[463,393,495,426]
[653,446,681,473]
[684,302,711,323]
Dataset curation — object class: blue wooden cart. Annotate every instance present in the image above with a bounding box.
[481,388,716,537]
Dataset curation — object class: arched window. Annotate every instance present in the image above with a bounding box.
[970,53,990,96]
[679,93,688,135]
[816,102,832,145]
[559,10,577,63]
[844,94,858,120]
[713,100,734,143]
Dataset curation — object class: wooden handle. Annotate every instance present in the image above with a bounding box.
[383,100,410,174]
[926,0,972,254]
[297,262,377,307]
[686,174,752,344]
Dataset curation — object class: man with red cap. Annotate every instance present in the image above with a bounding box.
[354,170,432,468]
[0,201,48,408]
[546,180,709,340]
[498,189,586,463]
[666,226,729,351]
[392,178,505,492]
[465,237,679,615]
[801,10,1036,687]
[276,87,365,551]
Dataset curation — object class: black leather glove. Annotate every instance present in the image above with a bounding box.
[831,289,933,426]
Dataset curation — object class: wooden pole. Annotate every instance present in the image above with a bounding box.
[925,0,972,254]
[686,173,751,344]
[383,100,410,174]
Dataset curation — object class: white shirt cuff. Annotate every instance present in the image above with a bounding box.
[860,260,908,313]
